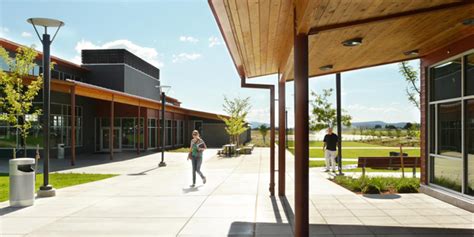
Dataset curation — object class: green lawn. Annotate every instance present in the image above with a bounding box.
[0,173,118,202]
[287,141,380,148]
[289,148,420,158]
[168,147,189,153]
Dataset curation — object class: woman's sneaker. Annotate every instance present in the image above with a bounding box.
[190,184,195,188]
[203,177,207,184]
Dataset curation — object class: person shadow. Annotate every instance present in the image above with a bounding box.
[182,185,203,194]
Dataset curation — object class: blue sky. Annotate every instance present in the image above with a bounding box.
[0,0,420,127]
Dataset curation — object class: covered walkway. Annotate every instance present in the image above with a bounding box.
[1,148,472,236]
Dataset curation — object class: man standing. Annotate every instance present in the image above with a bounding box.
[323,127,339,172]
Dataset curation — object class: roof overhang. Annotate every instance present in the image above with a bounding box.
[209,0,474,81]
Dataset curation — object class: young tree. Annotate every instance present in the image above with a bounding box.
[0,46,43,157]
[309,89,352,131]
[219,96,251,146]
[258,124,269,144]
[399,61,420,110]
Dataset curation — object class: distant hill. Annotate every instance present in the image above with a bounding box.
[249,121,270,129]
[351,121,410,128]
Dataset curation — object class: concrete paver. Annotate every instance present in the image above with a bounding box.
[0,147,472,236]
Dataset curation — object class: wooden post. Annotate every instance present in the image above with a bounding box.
[278,72,286,196]
[110,96,114,160]
[270,86,275,196]
[71,86,76,165]
[294,30,309,237]
[400,144,405,178]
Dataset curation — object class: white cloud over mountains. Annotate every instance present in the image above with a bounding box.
[72,39,164,67]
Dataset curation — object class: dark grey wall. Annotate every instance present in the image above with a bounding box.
[82,65,124,91]
[124,66,160,101]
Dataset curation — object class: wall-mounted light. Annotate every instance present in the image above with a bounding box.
[462,18,474,26]
[403,49,419,56]
[319,65,333,71]
[342,37,363,47]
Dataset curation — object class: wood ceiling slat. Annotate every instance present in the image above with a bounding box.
[249,0,261,76]
[273,0,292,74]
[227,0,252,76]
[237,0,257,77]
[259,0,270,75]
[265,0,281,75]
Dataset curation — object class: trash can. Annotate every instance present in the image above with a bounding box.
[57,143,65,159]
[9,158,35,207]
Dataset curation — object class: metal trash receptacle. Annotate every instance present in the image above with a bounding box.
[57,143,65,159]
[9,158,35,207]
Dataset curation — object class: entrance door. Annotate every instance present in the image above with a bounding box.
[101,127,121,152]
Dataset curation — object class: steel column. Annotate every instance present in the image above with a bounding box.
[336,73,343,175]
[40,33,52,191]
[278,73,286,196]
[159,92,167,167]
[294,32,309,237]
[71,86,76,166]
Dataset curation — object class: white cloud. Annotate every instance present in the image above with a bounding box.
[73,39,164,67]
[21,32,32,38]
[179,36,199,43]
[172,53,202,63]
[208,36,223,47]
[0,27,9,37]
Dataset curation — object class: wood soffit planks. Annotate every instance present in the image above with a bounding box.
[209,0,474,81]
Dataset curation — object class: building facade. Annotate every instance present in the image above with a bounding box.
[420,34,473,210]
[0,38,251,161]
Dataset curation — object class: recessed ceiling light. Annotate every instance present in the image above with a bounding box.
[403,49,419,56]
[319,65,333,71]
[462,18,474,26]
[342,37,363,47]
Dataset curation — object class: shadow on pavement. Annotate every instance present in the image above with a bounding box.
[227,195,473,236]
[0,151,158,173]
[182,185,203,194]
[0,206,27,216]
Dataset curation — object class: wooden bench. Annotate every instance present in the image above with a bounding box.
[357,156,420,177]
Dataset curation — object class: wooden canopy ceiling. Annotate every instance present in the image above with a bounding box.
[209,0,474,81]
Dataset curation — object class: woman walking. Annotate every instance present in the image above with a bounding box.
[188,130,207,187]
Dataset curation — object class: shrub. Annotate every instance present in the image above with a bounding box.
[362,183,381,194]
[396,182,419,193]
[332,176,419,194]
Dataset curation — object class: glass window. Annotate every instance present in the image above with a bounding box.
[430,58,462,101]
[121,118,135,149]
[438,102,462,158]
[431,155,463,192]
[466,54,474,96]
[430,105,436,154]
[466,100,474,195]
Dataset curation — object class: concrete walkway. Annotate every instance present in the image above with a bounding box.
[0,148,472,236]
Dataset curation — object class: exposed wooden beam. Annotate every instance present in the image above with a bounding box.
[309,1,473,35]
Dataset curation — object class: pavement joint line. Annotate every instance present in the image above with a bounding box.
[252,150,262,237]
[175,152,248,236]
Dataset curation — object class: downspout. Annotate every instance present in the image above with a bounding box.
[240,74,275,196]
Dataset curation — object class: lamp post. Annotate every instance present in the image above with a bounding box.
[27,18,64,197]
[155,85,171,167]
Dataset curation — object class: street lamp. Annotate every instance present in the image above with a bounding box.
[27,18,64,197]
[155,85,171,167]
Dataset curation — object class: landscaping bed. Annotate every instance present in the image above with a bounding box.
[332,176,420,194]
[0,173,118,202]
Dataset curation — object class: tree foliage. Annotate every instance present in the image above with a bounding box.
[309,89,352,131]
[258,124,269,143]
[399,61,420,110]
[0,46,44,153]
[218,96,251,146]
